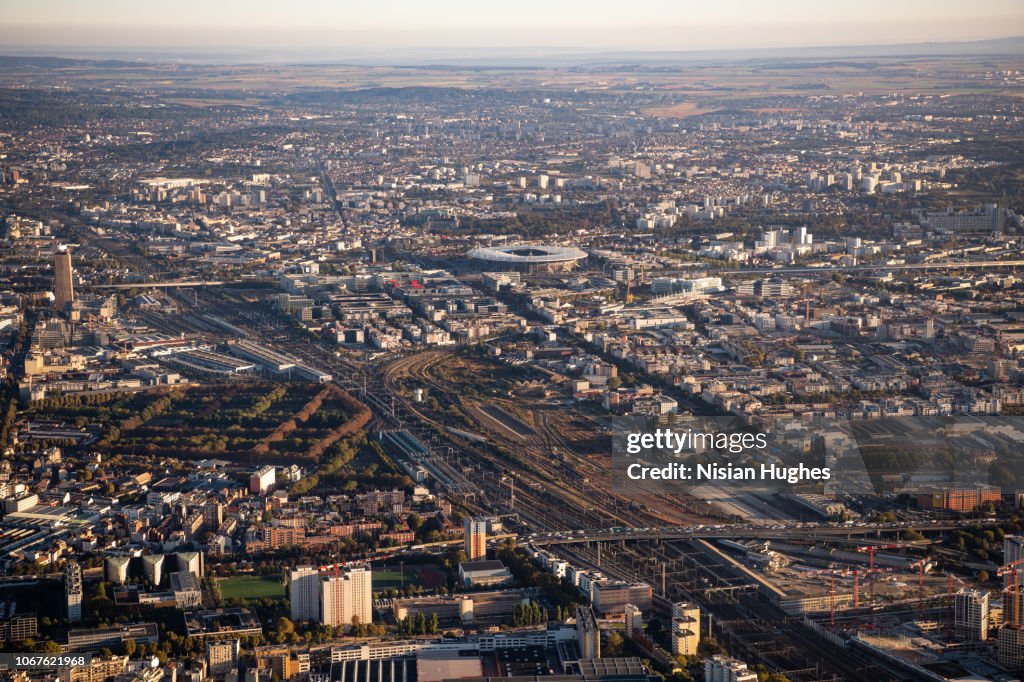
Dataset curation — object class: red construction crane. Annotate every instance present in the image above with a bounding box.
[809,566,843,627]
[812,566,862,628]
[837,567,861,629]
[856,544,905,572]
[856,543,913,606]
[943,573,970,640]
[910,557,931,617]
[947,573,954,640]
[830,567,837,626]
[998,557,1024,628]
[853,568,860,631]
[853,562,900,630]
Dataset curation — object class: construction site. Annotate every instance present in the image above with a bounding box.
[526,528,1024,681]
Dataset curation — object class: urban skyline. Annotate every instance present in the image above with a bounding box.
[2,7,1024,682]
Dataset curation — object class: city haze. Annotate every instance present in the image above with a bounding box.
[3,2,1024,682]
[1,0,1023,61]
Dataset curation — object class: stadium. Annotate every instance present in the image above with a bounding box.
[465,244,588,272]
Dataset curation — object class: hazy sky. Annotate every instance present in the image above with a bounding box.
[1,0,1022,56]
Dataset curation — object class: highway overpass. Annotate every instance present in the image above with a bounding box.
[526,522,960,547]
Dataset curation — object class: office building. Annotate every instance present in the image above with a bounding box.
[592,581,652,616]
[624,603,643,636]
[142,554,165,587]
[391,590,528,625]
[916,486,1001,512]
[184,608,262,640]
[320,566,372,631]
[998,626,1024,671]
[207,639,241,676]
[254,645,311,680]
[104,556,131,585]
[704,656,758,682]
[254,646,311,680]
[65,624,159,652]
[0,601,38,643]
[464,518,487,560]
[457,560,511,587]
[250,466,276,495]
[65,561,83,623]
[1006,536,1024,572]
[176,551,204,578]
[63,655,129,682]
[53,247,74,310]
[576,605,600,660]
[170,571,203,609]
[671,602,700,656]
[204,501,224,531]
[289,566,321,623]
[954,590,990,641]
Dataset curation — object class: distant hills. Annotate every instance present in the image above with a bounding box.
[554,36,1024,65]
[0,35,1022,68]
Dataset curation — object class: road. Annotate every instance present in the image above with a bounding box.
[526,522,957,546]
[71,241,978,681]
[83,259,1024,292]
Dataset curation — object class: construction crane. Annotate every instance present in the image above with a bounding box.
[811,565,859,628]
[814,566,865,629]
[947,573,954,640]
[852,568,861,631]
[945,573,968,640]
[821,555,899,631]
[795,281,813,322]
[624,261,645,305]
[851,540,909,569]
[829,566,838,626]
[998,557,1024,629]
[856,543,907,600]
[809,565,842,627]
[847,561,897,626]
[861,566,898,630]
[910,556,931,617]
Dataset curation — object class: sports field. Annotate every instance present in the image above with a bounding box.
[372,568,421,589]
[218,575,286,601]
[373,565,446,590]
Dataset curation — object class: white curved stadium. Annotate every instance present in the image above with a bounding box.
[466,244,587,271]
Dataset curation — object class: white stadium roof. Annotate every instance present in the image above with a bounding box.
[466,244,587,264]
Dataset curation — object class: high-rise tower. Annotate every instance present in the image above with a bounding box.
[65,561,83,623]
[464,518,487,560]
[54,247,74,310]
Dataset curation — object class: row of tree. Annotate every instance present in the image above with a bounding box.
[398,611,439,635]
[510,601,545,627]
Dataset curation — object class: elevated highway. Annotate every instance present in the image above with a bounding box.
[656,259,1024,277]
[94,280,230,289]
[526,522,959,547]
[88,260,1024,292]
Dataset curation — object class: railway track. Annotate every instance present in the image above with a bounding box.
[81,251,909,679]
[383,350,717,527]
[551,537,892,682]
[380,351,683,529]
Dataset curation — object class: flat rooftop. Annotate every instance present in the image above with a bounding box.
[418,649,484,682]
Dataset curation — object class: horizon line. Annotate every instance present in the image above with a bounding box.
[1,33,1023,68]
